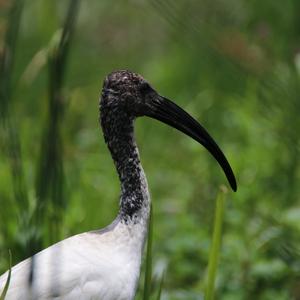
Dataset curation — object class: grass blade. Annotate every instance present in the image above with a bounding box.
[143,204,153,300]
[34,0,80,246]
[0,0,24,116]
[0,0,31,263]
[155,271,165,300]
[0,0,27,213]
[0,250,12,300]
[205,186,227,300]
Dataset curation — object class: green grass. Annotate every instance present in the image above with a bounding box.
[34,0,80,249]
[155,271,164,300]
[140,188,227,300]
[0,0,26,215]
[205,187,227,300]
[0,251,12,300]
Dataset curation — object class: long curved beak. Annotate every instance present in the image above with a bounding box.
[144,96,237,192]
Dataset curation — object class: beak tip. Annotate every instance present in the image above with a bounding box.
[231,180,237,192]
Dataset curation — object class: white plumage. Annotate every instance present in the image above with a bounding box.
[0,215,148,300]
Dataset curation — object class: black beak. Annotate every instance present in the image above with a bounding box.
[144,96,237,192]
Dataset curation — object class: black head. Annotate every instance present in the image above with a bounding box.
[101,70,159,117]
[100,70,237,192]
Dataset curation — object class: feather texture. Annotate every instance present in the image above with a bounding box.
[0,218,148,300]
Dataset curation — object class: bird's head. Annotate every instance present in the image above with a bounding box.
[101,70,237,192]
[101,70,158,117]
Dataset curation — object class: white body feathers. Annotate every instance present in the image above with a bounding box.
[0,218,148,300]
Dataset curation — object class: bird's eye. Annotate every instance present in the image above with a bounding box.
[139,82,152,94]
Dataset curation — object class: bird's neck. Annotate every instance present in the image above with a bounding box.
[101,112,150,224]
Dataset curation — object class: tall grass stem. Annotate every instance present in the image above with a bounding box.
[34,0,80,247]
[0,250,12,300]
[205,186,227,300]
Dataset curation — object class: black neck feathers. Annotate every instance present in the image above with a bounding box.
[100,88,148,222]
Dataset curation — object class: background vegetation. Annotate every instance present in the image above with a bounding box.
[1,0,300,299]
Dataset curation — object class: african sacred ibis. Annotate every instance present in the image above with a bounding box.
[0,70,237,300]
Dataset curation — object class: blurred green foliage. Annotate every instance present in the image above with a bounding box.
[0,0,300,299]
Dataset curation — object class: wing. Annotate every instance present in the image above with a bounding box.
[0,220,143,300]
[0,234,96,300]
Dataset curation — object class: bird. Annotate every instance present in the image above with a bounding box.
[0,70,237,300]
